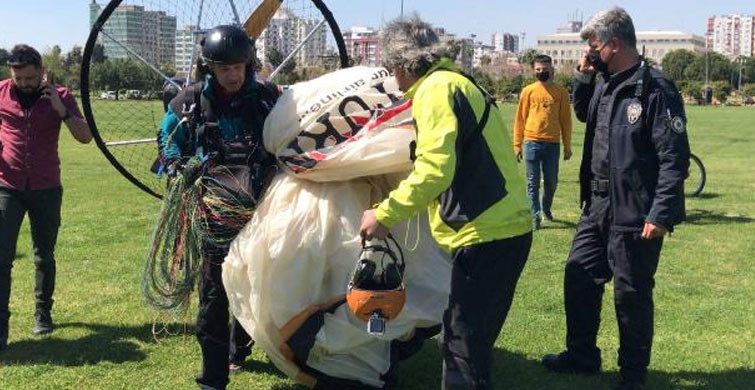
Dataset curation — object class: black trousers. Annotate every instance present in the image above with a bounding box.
[194,166,259,390]
[563,193,663,381]
[441,232,532,390]
[195,254,253,390]
[0,186,62,328]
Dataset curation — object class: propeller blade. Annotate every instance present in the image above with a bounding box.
[243,0,284,38]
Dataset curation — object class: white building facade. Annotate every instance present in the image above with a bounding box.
[255,7,328,67]
[707,14,755,58]
[537,31,707,70]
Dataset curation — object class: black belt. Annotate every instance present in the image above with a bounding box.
[590,179,609,194]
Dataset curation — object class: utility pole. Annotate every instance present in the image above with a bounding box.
[704,51,710,105]
[738,57,745,92]
[400,0,404,20]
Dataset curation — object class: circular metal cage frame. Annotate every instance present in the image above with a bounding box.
[81,0,350,198]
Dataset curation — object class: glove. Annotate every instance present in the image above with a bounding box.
[166,158,183,178]
[166,157,196,179]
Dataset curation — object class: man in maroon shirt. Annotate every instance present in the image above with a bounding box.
[0,44,91,349]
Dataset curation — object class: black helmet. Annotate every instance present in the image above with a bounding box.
[200,25,254,65]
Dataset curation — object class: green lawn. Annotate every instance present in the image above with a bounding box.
[0,104,753,389]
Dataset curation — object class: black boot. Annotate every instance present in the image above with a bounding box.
[228,339,254,374]
[614,377,645,390]
[228,318,253,374]
[33,308,53,335]
[0,312,8,351]
[1,266,11,350]
[542,351,600,375]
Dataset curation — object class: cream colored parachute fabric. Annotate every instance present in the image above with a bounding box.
[223,67,451,388]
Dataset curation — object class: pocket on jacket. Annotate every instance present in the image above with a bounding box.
[613,169,650,228]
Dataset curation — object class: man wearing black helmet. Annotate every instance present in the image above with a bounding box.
[159,25,280,390]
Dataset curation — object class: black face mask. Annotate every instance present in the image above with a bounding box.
[536,72,550,82]
[587,50,609,74]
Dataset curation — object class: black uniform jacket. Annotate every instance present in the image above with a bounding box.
[573,64,690,232]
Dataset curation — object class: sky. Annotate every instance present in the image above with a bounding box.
[1,0,753,53]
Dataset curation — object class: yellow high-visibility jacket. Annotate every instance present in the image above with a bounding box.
[375,58,531,251]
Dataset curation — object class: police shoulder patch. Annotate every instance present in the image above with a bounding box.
[670,116,685,134]
[627,101,642,125]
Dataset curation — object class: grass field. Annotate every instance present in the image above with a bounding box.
[0,104,753,390]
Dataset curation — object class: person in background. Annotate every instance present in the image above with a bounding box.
[513,54,572,229]
[0,44,92,349]
[541,8,690,390]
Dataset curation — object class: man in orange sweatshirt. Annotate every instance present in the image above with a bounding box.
[514,54,572,229]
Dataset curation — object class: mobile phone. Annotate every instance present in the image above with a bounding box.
[367,312,385,336]
[39,72,52,96]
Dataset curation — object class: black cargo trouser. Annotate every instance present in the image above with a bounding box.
[0,186,62,328]
[194,166,256,390]
[441,232,533,390]
[563,192,663,382]
[195,253,253,390]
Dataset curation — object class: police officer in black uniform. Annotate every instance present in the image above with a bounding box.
[159,25,279,390]
[540,8,690,390]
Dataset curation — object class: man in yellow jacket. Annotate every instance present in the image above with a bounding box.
[513,55,572,229]
[360,17,533,389]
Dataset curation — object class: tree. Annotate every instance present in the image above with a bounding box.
[480,55,492,67]
[661,49,696,82]
[91,60,122,92]
[684,52,732,82]
[497,74,524,98]
[449,39,474,73]
[42,45,64,83]
[522,74,537,88]
[679,80,703,101]
[0,48,9,79]
[0,48,9,65]
[92,43,107,64]
[744,59,755,86]
[731,57,753,90]
[64,46,83,69]
[553,73,574,94]
[518,49,539,69]
[742,83,755,99]
[63,46,83,90]
[710,80,731,103]
[266,47,297,84]
[471,69,496,96]
[90,59,160,96]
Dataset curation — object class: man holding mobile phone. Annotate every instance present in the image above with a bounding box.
[0,44,92,350]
